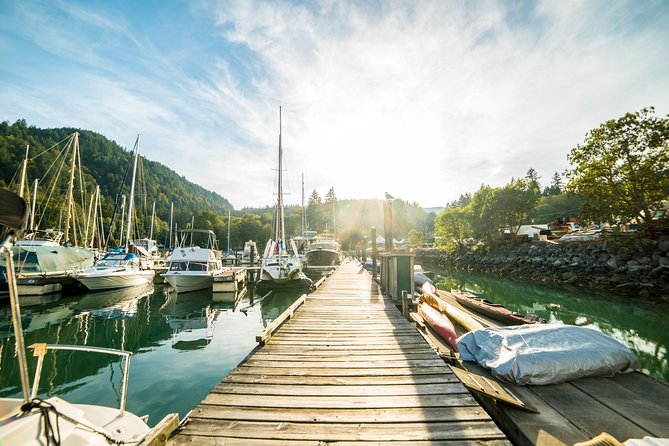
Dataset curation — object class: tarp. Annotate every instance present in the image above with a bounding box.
[457,324,640,385]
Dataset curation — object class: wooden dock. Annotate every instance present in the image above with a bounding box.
[418,290,669,446]
[169,260,510,445]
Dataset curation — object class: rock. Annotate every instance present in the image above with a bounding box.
[659,240,669,253]
[606,258,618,269]
[553,260,562,267]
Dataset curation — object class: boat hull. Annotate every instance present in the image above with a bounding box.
[162,272,216,293]
[74,270,155,291]
[451,289,540,325]
[304,249,341,268]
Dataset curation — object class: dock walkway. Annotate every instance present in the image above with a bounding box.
[169,260,510,445]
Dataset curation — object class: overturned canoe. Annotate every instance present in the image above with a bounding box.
[451,289,544,326]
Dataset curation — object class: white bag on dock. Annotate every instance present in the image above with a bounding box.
[456,324,640,385]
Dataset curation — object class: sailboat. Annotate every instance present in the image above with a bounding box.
[258,108,310,288]
[72,136,155,291]
[0,187,176,445]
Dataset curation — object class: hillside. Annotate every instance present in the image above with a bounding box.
[0,119,231,242]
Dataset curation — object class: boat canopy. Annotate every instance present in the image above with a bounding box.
[0,244,94,274]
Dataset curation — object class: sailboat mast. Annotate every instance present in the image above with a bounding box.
[64,132,79,244]
[30,179,38,231]
[168,202,174,250]
[125,135,140,251]
[301,173,305,236]
[18,145,29,198]
[149,201,155,240]
[227,207,231,252]
[276,106,285,248]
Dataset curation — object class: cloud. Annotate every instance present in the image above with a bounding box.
[2,0,668,209]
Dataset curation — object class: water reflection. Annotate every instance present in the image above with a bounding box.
[431,268,669,383]
[1,283,305,424]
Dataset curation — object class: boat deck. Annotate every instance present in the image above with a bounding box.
[168,260,510,445]
[421,290,669,446]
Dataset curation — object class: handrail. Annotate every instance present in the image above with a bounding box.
[29,343,133,415]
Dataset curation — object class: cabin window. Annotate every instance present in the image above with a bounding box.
[169,261,188,271]
[188,262,207,271]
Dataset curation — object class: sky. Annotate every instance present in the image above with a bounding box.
[1,0,668,209]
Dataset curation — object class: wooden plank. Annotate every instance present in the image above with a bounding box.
[169,436,510,446]
[201,393,478,409]
[191,405,492,423]
[177,419,506,441]
[213,382,468,396]
[248,352,439,362]
[222,373,459,386]
[229,365,456,377]
[240,358,447,368]
[139,413,179,446]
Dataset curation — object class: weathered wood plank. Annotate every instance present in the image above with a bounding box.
[230,366,451,376]
[169,436,510,446]
[201,393,478,409]
[177,419,506,441]
[240,359,447,368]
[191,405,492,423]
[222,373,459,386]
[213,382,467,396]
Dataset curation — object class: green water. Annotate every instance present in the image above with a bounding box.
[427,266,669,384]
[0,284,303,425]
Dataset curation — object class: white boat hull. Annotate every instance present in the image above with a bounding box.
[162,272,217,293]
[74,270,155,291]
[0,396,149,445]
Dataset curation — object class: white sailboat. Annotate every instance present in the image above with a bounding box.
[258,107,309,288]
[72,136,154,290]
[0,187,176,445]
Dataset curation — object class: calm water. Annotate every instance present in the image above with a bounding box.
[427,266,669,384]
[0,283,303,426]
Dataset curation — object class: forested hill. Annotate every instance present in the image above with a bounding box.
[0,119,231,233]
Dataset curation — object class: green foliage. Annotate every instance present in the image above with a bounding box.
[543,172,563,196]
[407,228,424,248]
[533,194,581,223]
[434,207,472,252]
[566,107,669,225]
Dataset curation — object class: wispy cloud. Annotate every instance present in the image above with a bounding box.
[1,0,668,208]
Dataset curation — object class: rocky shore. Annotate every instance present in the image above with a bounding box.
[416,234,669,302]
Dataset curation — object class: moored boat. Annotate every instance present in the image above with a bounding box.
[162,229,228,293]
[451,289,544,325]
[72,252,155,291]
[304,232,342,269]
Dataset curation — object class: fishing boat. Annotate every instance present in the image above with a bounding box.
[241,240,258,264]
[162,229,227,293]
[72,136,155,291]
[0,187,177,445]
[258,107,309,288]
[451,289,544,325]
[304,232,342,269]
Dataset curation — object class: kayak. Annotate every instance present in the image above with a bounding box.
[421,292,485,332]
[418,302,458,352]
[451,289,544,326]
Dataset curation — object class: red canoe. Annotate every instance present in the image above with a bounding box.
[418,303,458,352]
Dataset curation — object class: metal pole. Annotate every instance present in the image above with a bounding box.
[371,226,378,280]
[3,240,31,403]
